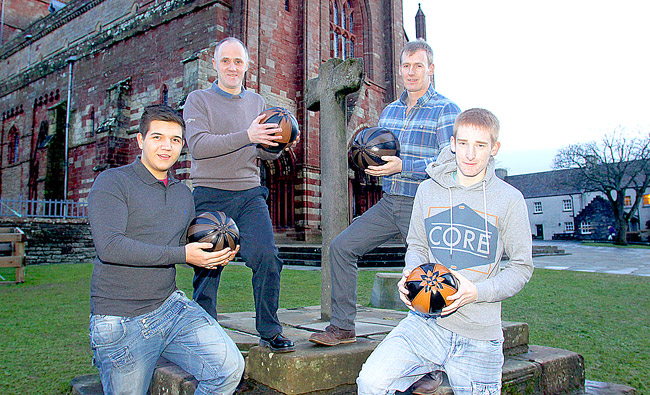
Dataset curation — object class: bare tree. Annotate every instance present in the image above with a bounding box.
[553,129,650,245]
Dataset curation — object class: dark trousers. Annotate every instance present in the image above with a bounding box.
[192,186,283,338]
[330,194,414,330]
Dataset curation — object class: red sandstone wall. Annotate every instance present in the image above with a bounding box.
[0,0,406,238]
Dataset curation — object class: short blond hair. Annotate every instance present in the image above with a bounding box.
[453,108,500,144]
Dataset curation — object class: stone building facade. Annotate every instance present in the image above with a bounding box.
[0,0,407,240]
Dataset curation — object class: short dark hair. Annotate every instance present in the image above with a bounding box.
[401,39,433,66]
[214,37,249,62]
[139,105,185,137]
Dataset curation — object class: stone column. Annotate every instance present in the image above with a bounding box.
[305,57,363,320]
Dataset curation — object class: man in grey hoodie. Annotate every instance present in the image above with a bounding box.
[357,108,533,395]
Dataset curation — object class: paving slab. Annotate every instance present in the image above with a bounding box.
[531,241,650,277]
[355,306,408,322]
[299,320,395,337]
[225,328,261,351]
[70,374,103,395]
[586,380,637,395]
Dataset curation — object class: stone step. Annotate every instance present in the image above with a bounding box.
[252,244,566,268]
[418,345,583,395]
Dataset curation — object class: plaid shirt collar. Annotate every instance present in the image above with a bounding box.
[398,83,436,107]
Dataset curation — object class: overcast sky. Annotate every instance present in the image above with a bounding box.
[402,0,650,175]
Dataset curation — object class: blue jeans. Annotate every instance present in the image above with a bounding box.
[192,186,283,338]
[89,291,245,395]
[357,313,503,395]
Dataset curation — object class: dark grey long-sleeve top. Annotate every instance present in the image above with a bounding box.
[88,158,195,317]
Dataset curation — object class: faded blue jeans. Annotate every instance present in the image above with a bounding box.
[357,313,503,395]
[89,291,244,395]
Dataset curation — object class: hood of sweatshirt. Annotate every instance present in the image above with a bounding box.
[421,145,499,268]
[425,145,497,190]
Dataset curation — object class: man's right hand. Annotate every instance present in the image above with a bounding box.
[185,243,240,269]
[398,270,415,311]
[247,114,283,146]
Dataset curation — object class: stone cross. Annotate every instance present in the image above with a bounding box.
[305,58,364,320]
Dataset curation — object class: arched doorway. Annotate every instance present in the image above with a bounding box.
[262,152,297,231]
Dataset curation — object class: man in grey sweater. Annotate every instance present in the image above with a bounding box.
[88,105,244,394]
[357,108,533,394]
[183,37,296,352]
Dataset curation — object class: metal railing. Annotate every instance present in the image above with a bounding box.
[0,198,88,218]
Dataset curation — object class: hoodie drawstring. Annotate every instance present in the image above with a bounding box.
[448,187,453,257]
[483,180,489,256]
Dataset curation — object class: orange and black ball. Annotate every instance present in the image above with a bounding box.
[187,211,239,251]
[405,263,458,315]
[257,107,300,153]
[348,127,400,170]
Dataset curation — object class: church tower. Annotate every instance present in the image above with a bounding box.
[415,3,426,40]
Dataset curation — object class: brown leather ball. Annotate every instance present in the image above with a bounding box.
[257,107,300,153]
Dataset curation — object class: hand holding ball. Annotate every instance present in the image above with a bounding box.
[187,212,239,251]
[348,127,400,171]
[257,107,300,153]
[405,263,458,315]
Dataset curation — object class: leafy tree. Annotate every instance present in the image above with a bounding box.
[553,129,650,245]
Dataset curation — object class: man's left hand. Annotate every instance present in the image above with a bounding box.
[285,131,301,151]
[365,156,402,177]
[442,270,478,315]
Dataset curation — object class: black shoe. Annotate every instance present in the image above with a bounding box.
[259,333,296,353]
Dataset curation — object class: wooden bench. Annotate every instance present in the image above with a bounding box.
[0,227,26,284]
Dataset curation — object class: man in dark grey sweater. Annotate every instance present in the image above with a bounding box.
[88,105,244,394]
[183,37,296,353]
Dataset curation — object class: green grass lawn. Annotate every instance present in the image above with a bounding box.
[0,264,648,394]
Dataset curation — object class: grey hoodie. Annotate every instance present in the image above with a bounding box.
[405,146,533,340]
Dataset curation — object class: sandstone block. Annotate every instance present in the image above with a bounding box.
[246,339,378,394]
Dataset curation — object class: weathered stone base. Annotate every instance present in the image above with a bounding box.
[246,340,377,394]
[70,305,633,395]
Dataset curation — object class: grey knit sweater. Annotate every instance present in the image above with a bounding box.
[183,83,280,191]
[88,158,194,317]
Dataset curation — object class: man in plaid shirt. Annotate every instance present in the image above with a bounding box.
[310,39,460,345]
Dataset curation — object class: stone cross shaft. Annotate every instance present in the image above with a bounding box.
[305,58,364,320]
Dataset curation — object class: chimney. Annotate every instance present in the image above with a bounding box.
[415,3,426,41]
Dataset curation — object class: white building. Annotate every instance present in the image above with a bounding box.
[502,168,650,242]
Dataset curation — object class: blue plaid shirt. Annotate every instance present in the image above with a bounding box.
[378,84,460,197]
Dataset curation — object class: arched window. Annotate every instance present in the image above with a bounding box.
[330,0,356,59]
[8,127,19,164]
[37,121,50,148]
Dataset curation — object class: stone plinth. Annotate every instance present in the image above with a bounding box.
[70,306,608,395]
[246,340,377,394]
[370,272,403,310]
